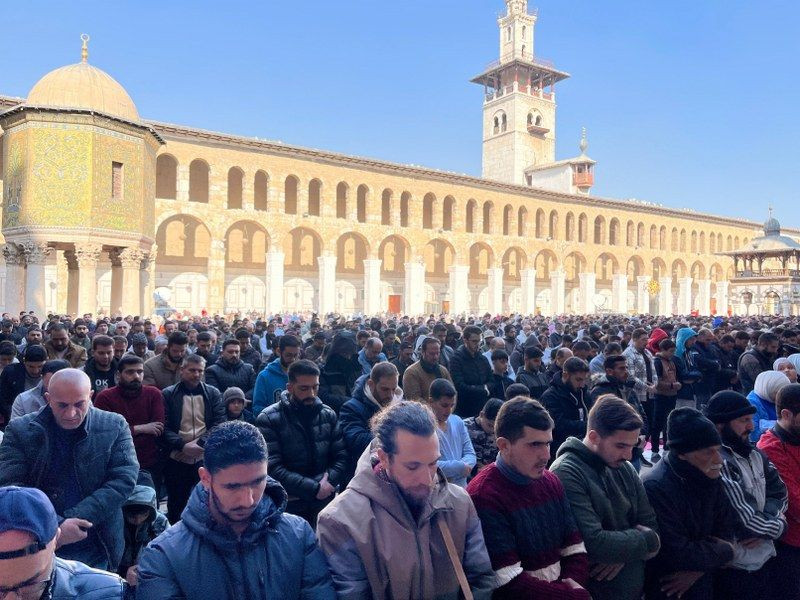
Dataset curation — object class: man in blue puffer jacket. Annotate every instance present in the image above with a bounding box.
[136,420,335,599]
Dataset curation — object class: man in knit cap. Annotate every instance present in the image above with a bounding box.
[703,390,787,599]
[642,407,742,599]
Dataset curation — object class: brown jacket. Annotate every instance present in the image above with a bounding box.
[44,340,87,369]
[401,361,453,403]
[654,353,679,397]
[143,352,182,390]
[316,445,496,599]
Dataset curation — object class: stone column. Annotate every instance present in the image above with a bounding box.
[487,267,504,315]
[140,247,157,318]
[658,277,673,316]
[74,243,102,316]
[317,253,337,316]
[22,242,52,316]
[119,248,144,316]
[678,277,693,315]
[782,298,792,317]
[550,269,566,315]
[611,274,628,313]
[697,279,712,315]
[578,272,596,314]
[404,261,425,315]
[207,240,226,315]
[265,250,285,315]
[363,258,382,314]
[520,268,537,315]
[448,264,469,315]
[636,276,650,314]
[2,244,25,316]
[716,280,729,315]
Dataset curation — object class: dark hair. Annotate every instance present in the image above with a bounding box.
[776,383,800,415]
[563,356,590,374]
[419,337,441,354]
[23,344,47,362]
[432,324,447,334]
[279,335,301,352]
[234,328,250,340]
[0,341,17,357]
[48,323,68,335]
[588,395,644,437]
[42,359,70,376]
[603,342,622,355]
[203,421,268,474]
[631,328,647,340]
[719,334,735,344]
[372,401,436,456]
[370,361,398,383]
[384,328,396,337]
[783,329,799,339]
[572,341,591,353]
[524,346,543,360]
[490,349,509,362]
[117,355,144,372]
[112,335,128,346]
[197,331,212,343]
[505,383,530,401]
[92,334,114,350]
[168,331,189,347]
[659,338,676,351]
[462,325,482,340]
[734,331,751,341]
[603,355,627,371]
[222,339,240,350]
[759,332,780,346]
[288,359,320,382]
[429,378,456,399]
[495,396,553,441]
[481,398,504,421]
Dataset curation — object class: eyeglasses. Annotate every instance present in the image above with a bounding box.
[0,571,52,599]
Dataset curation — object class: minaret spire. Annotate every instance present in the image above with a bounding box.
[80,33,90,63]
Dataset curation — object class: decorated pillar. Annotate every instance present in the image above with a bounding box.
[678,277,693,315]
[363,258,382,314]
[487,267,504,315]
[22,242,52,316]
[404,260,425,315]
[74,243,102,316]
[636,276,650,314]
[140,247,157,318]
[550,269,566,315]
[612,274,628,313]
[448,264,469,315]
[2,244,25,316]
[207,239,226,315]
[118,248,143,316]
[520,268,537,315]
[578,272,596,314]
[317,253,337,316]
[716,280,729,315]
[265,250,285,315]
[697,279,712,316]
[658,276,673,316]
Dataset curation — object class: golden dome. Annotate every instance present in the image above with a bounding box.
[25,35,139,122]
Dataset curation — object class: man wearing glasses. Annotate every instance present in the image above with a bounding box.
[0,486,126,599]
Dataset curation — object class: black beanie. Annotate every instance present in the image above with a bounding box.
[703,391,756,424]
[666,407,722,454]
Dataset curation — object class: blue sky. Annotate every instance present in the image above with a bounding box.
[2,1,798,226]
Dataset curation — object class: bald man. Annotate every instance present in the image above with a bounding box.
[0,368,138,571]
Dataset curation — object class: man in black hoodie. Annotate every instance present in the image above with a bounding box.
[540,357,591,462]
[449,325,492,419]
[82,334,118,395]
[205,339,257,398]
[516,346,550,400]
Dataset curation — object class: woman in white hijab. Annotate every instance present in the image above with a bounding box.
[746,370,791,442]
[787,353,800,379]
[773,357,798,383]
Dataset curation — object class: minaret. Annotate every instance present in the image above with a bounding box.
[471,1,569,185]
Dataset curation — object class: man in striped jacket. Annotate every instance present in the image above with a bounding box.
[704,391,788,598]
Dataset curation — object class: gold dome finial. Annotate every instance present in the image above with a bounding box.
[80,33,90,63]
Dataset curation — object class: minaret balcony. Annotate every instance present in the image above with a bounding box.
[527,124,550,135]
[572,172,594,187]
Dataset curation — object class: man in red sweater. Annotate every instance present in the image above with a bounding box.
[757,383,800,598]
[467,396,590,599]
[95,355,165,487]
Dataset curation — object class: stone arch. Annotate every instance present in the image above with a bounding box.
[469,242,494,280]
[564,252,586,282]
[578,213,588,243]
[356,184,368,223]
[637,222,645,247]
[608,218,621,246]
[424,239,456,278]
[308,178,322,216]
[284,175,299,214]
[381,189,393,226]
[627,256,645,282]
[649,225,658,249]
[670,227,679,252]
[671,259,688,281]
[691,261,706,280]
[156,215,211,266]
[503,204,513,236]
[595,253,619,282]
[189,159,209,203]
[155,153,178,199]
[709,233,716,253]
[336,232,370,274]
[593,216,606,244]
[482,201,494,235]
[535,249,557,280]
[465,199,477,233]
[680,229,687,252]
[652,257,667,279]
[734,236,740,249]
[336,182,349,219]
[400,192,411,227]
[534,209,545,238]
[443,195,455,231]
[710,263,724,282]
[699,231,706,253]
[502,247,527,281]
[379,235,410,276]
[225,220,269,266]
[548,210,559,239]
[565,212,575,241]
[726,235,733,251]
[626,220,635,246]
[659,226,667,250]
[227,167,244,210]
[283,227,322,271]
[517,206,528,237]
[422,193,436,229]
[254,170,269,211]
[691,231,698,253]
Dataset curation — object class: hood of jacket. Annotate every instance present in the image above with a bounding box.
[554,436,608,472]
[180,477,288,551]
[675,327,698,359]
[647,328,668,355]
[124,484,159,525]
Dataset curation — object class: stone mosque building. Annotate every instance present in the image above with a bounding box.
[0,1,796,318]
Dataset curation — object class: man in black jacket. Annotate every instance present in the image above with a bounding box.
[516,346,549,400]
[449,325,491,419]
[0,344,46,428]
[688,329,721,410]
[205,339,257,398]
[540,356,591,462]
[160,354,226,523]
[82,334,118,396]
[257,359,348,526]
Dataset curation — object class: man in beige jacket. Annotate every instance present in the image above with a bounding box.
[317,401,496,599]
[401,337,453,403]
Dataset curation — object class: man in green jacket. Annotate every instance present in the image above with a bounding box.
[551,395,660,600]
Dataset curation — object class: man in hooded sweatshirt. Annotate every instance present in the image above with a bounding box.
[136,421,336,599]
[118,484,168,588]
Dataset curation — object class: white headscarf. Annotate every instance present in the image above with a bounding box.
[754,370,791,402]
[787,353,800,375]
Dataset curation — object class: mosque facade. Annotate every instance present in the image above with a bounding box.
[0,2,794,318]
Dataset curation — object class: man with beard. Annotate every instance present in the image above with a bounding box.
[702,391,788,599]
[10,359,70,420]
[318,400,495,599]
[450,325,493,420]
[551,396,660,600]
[515,346,550,400]
[95,356,166,490]
[541,357,592,463]
[126,333,155,362]
[136,421,336,599]
[401,337,453,403]
[204,339,257,399]
[468,397,590,598]
[70,318,92,354]
[143,332,188,391]
[82,335,118,396]
[252,335,301,416]
[44,323,87,369]
[738,332,780,395]
[0,344,47,428]
[391,341,415,384]
[193,331,217,365]
[257,360,347,525]
[757,384,800,598]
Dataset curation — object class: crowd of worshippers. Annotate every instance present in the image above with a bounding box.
[0,309,798,599]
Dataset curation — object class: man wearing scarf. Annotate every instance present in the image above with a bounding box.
[704,391,788,599]
[401,337,452,403]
